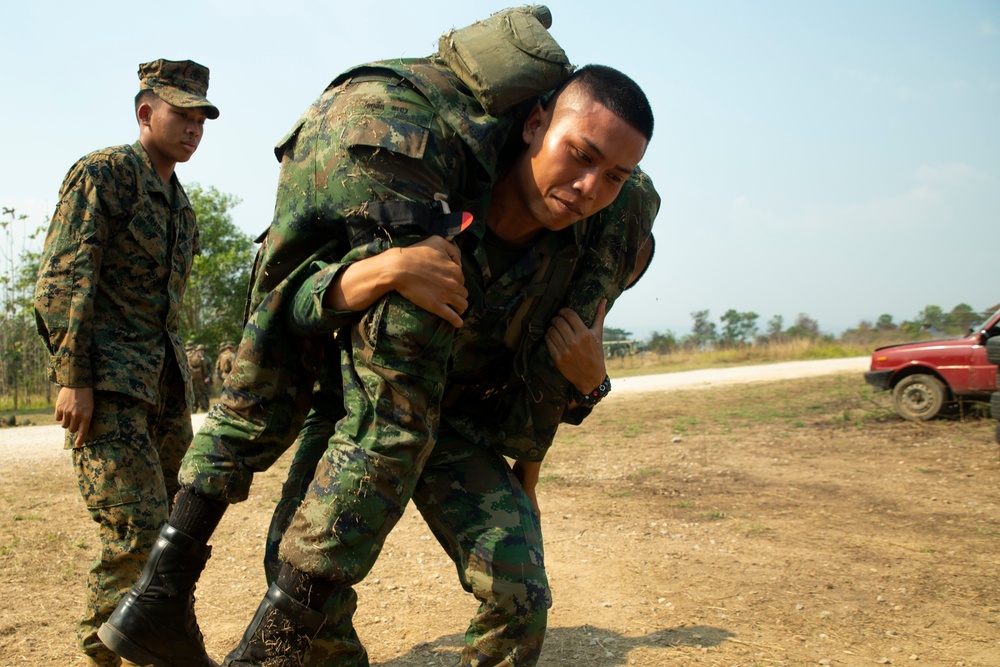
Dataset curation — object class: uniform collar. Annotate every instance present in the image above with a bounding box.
[131,141,191,210]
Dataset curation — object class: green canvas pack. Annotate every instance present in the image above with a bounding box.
[438,5,574,116]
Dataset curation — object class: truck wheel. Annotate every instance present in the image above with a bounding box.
[995,420,1000,445]
[991,392,1000,420]
[988,337,1000,365]
[892,374,947,421]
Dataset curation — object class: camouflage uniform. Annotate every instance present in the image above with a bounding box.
[264,170,658,667]
[215,342,236,384]
[198,346,213,408]
[186,344,212,412]
[179,58,513,501]
[33,60,216,667]
[176,57,656,666]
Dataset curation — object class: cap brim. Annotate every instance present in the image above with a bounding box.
[153,85,220,119]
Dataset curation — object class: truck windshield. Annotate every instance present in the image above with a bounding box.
[971,307,1000,335]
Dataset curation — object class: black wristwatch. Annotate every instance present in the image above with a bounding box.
[569,374,611,408]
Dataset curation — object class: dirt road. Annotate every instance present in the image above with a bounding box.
[0,357,870,461]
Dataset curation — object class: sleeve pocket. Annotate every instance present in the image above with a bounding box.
[341,117,429,160]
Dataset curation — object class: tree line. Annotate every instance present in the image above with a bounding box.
[3,190,997,407]
[0,185,252,409]
[607,303,1000,356]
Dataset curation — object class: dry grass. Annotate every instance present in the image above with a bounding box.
[608,338,874,378]
[6,374,999,666]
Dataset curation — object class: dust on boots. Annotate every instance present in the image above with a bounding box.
[223,582,326,667]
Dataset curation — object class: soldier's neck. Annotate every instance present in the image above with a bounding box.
[487,167,544,246]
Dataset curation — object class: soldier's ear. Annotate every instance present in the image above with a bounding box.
[137,102,153,127]
[522,102,548,144]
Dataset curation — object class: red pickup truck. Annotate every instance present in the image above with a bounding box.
[865,307,1000,421]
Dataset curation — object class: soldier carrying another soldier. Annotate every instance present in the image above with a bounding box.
[101,7,656,667]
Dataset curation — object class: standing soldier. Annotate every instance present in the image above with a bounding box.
[33,59,218,667]
[184,339,197,405]
[186,343,211,412]
[216,341,236,385]
[196,344,213,409]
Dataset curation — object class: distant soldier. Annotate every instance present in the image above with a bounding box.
[33,59,218,667]
[187,343,212,412]
[197,344,213,405]
[216,340,236,385]
[184,339,196,405]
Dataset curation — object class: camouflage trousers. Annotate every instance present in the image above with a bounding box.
[265,402,550,667]
[193,377,211,412]
[184,290,550,664]
[68,367,192,666]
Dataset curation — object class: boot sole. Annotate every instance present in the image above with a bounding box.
[98,622,218,667]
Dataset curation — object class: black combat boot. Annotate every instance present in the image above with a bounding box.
[98,524,217,667]
[223,581,327,666]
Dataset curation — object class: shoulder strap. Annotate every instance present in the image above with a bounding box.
[503,248,576,351]
[504,224,585,398]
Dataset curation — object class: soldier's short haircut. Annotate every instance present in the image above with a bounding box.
[134,89,161,113]
[550,65,654,142]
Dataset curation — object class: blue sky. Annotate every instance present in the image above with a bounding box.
[2,0,998,339]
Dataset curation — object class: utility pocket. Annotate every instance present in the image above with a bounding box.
[438,5,572,115]
[126,204,168,266]
[335,82,442,247]
[71,410,144,509]
[361,292,454,383]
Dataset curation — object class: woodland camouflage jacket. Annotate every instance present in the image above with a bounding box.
[184,59,656,505]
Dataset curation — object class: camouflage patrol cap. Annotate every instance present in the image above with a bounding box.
[219,341,236,351]
[138,59,220,119]
[197,344,206,351]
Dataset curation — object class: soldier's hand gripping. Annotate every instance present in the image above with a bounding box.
[544,298,608,396]
[323,236,468,327]
[390,236,468,327]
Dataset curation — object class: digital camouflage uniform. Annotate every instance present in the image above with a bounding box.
[34,141,199,667]
[33,58,216,667]
[263,168,658,667]
[199,347,213,408]
[178,59,521,663]
[179,57,513,501]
